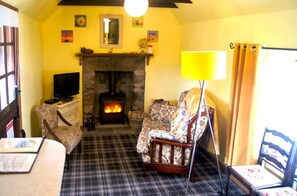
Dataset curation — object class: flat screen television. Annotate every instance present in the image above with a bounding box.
[53,72,79,100]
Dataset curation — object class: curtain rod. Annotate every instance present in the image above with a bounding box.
[229,43,297,51]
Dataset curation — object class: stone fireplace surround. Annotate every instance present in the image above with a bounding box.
[77,53,151,126]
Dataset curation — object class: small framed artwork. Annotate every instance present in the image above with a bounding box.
[147,30,158,42]
[75,15,86,27]
[61,30,73,43]
[132,16,143,28]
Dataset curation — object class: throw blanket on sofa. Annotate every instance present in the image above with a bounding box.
[186,88,220,155]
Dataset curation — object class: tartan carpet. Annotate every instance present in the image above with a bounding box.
[60,134,244,196]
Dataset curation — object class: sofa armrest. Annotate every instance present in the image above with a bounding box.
[150,138,192,148]
[148,130,192,166]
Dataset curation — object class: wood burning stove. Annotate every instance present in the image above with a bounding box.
[99,92,125,124]
[99,72,126,124]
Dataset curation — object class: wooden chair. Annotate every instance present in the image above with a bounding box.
[226,128,297,195]
[35,103,83,169]
[257,151,297,195]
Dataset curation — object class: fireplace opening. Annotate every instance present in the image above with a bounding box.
[99,72,126,124]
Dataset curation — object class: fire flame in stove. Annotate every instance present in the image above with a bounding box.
[104,103,122,113]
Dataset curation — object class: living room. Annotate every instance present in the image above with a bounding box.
[1,0,297,194]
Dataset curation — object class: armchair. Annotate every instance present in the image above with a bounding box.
[35,103,83,169]
[136,88,217,181]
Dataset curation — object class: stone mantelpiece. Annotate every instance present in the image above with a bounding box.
[76,53,153,66]
[77,53,150,125]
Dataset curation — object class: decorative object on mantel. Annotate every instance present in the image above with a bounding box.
[124,0,148,17]
[80,47,94,54]
[138,38,147,53]
[147,45,153,54]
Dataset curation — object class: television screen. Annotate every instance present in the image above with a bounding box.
[53,72,79,99]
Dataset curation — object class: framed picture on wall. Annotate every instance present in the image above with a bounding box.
[61,30,73,43]
[132,16,143,28]
[147,30,158,42]
[75,15,86,27]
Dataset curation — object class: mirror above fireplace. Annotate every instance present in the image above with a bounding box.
[100,15,123,48]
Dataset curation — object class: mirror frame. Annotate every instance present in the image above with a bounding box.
[100,15,123,48]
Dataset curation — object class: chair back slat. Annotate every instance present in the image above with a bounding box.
[258,128,297,187]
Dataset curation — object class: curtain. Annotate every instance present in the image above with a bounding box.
[226,43,261,166]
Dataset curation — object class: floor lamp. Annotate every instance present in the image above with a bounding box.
[181,51,226,195]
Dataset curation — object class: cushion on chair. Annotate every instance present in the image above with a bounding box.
[170,101,188,137]
[150,104,177,124]
[136,117,170,155]
[257,187,297,196]
[178,90,189,107]
[151,99,170,105]
[232,165,282,189]
[149,129,178,142]
[48,126,83,154]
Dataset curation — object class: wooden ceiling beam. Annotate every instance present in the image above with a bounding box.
[150,0,191,3]
[58,0,191,8]
[58,0,124,6]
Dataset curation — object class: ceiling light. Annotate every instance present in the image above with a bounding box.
[124,0,149,17]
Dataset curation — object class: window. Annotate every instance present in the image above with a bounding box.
[0,25,17,111]
[255,49,297,141]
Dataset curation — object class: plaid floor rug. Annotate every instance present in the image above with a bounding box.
[60,134,244,196]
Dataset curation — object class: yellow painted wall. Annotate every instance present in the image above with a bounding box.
[42,7,181,120]
[18,13,44,137]
[16,4,297,158]
[180,8,297,162]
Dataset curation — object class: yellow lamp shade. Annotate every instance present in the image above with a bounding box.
[181,51,226,80]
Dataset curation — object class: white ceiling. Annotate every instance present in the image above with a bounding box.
[172,0,297,23]
[3,0,297,23]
